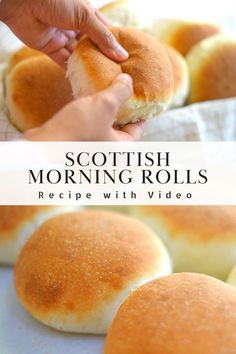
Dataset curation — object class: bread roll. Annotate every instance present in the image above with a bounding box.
[147,19,220,56]
[6,56,73,131]
[14,210,171,334]
[99,0,139,27]
[68,27,174,124]
[104,273,236,354]
[7,46,44,74]
[131,206,236,280]
[187,35,236,104]
[164,45,189,107]
[0,206,77,265]
[227,264,236,288]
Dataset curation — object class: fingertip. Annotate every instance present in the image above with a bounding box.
[115,73,133,85]
[121,119,146,141]
[112,46,129,61]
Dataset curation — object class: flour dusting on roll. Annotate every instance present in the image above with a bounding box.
[68,27,174,125]
[104,273,236,354]
[14,210,171,334]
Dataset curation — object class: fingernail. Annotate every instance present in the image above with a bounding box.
[115,46,129,59]
[117,73,133,85]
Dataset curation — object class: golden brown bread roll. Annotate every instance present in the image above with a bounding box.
[104,273,236,354]
[14,210,171,334]
[147,19,220,56]
[187,35,236,103]
[164,45,189,107]
[68,27,174,124]
[0,206,77,265]
[131,206,236,280]
[5,55,73,131]
[7,46,44,74]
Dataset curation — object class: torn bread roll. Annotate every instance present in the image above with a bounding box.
[99,0,139,27]
[0,206,78,265]
[67,27,174,125]
[131,206,236,280]
[187,35,236,104]
[146,19,220,56]
[14,210,171,334]
[104,273,236,354]
[6,55,73,131]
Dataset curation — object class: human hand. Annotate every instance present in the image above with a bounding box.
[23,74,145,142]
[0,0,128,68]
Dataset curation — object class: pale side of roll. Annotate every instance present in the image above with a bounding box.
[187,34,236,103]
[131,206,236,280]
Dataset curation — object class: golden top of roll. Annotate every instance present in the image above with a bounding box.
[164,45,189,107]
[14,210,171,334]
[0,206,51,239]
[187,35,236,103]
[138,206,236,242]
[6,55,73,132]
[99,0,139,27]
[147,19,220,56]
[104,273,236,354]
[7,46,44,74]
[68,27,174,124]
[0,206,77,265]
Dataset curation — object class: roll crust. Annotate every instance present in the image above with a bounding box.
[0,206,52,241]
[6,56,73,131]
[187,35,236,103]
[68,27,174,124]
[104,273,236,354]
[147,19,220,56]
[7,46,44,74]
[139,206,236,242]
[14,210,171,333]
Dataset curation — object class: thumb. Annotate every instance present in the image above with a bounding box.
[84,14,129,62]
[95,73,134,121]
